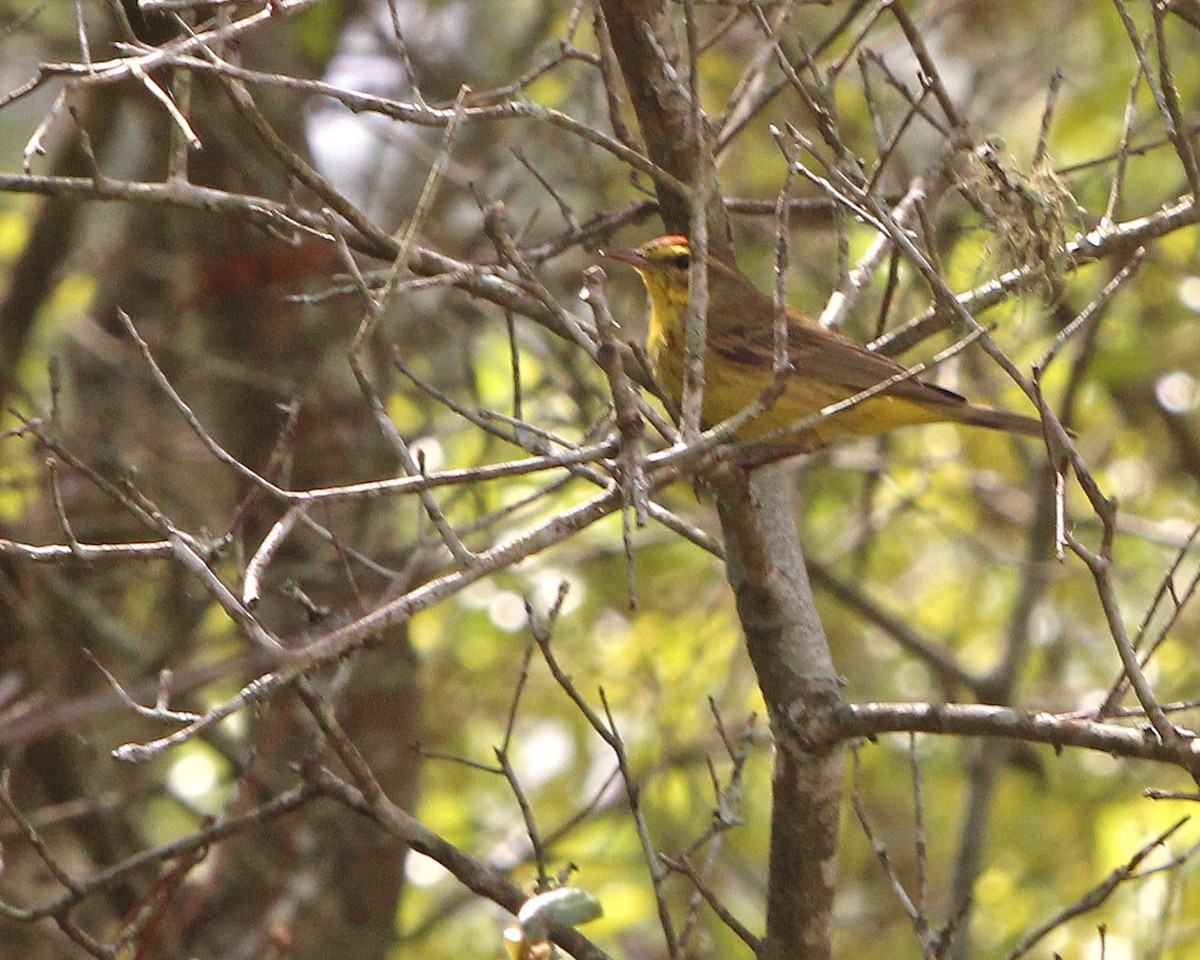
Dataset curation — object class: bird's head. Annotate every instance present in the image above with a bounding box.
[601,235,693,316]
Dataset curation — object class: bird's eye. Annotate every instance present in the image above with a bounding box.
[670,253,690,270]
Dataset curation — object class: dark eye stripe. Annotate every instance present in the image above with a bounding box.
[670,253,690,269]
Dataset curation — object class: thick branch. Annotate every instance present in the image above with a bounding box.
[597,2,845,956]
[824,702,1200,775]
[714,466,844,960]
[597,0,725,238]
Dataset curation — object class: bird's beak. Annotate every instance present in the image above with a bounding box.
[599,246,647,269]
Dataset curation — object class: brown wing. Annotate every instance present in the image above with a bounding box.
[709,320,970,410]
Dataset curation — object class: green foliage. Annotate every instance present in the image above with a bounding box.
[5,1,1200,958]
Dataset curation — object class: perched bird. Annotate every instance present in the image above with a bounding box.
[603,235,1051,450]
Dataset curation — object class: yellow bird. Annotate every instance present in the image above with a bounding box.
[603,235,1051,450]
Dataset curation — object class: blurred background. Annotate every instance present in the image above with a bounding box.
[1,2,1199,958]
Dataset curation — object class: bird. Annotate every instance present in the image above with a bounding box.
[602,234,1053,450]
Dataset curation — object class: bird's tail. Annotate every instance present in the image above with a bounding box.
[953,403,1069,438]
